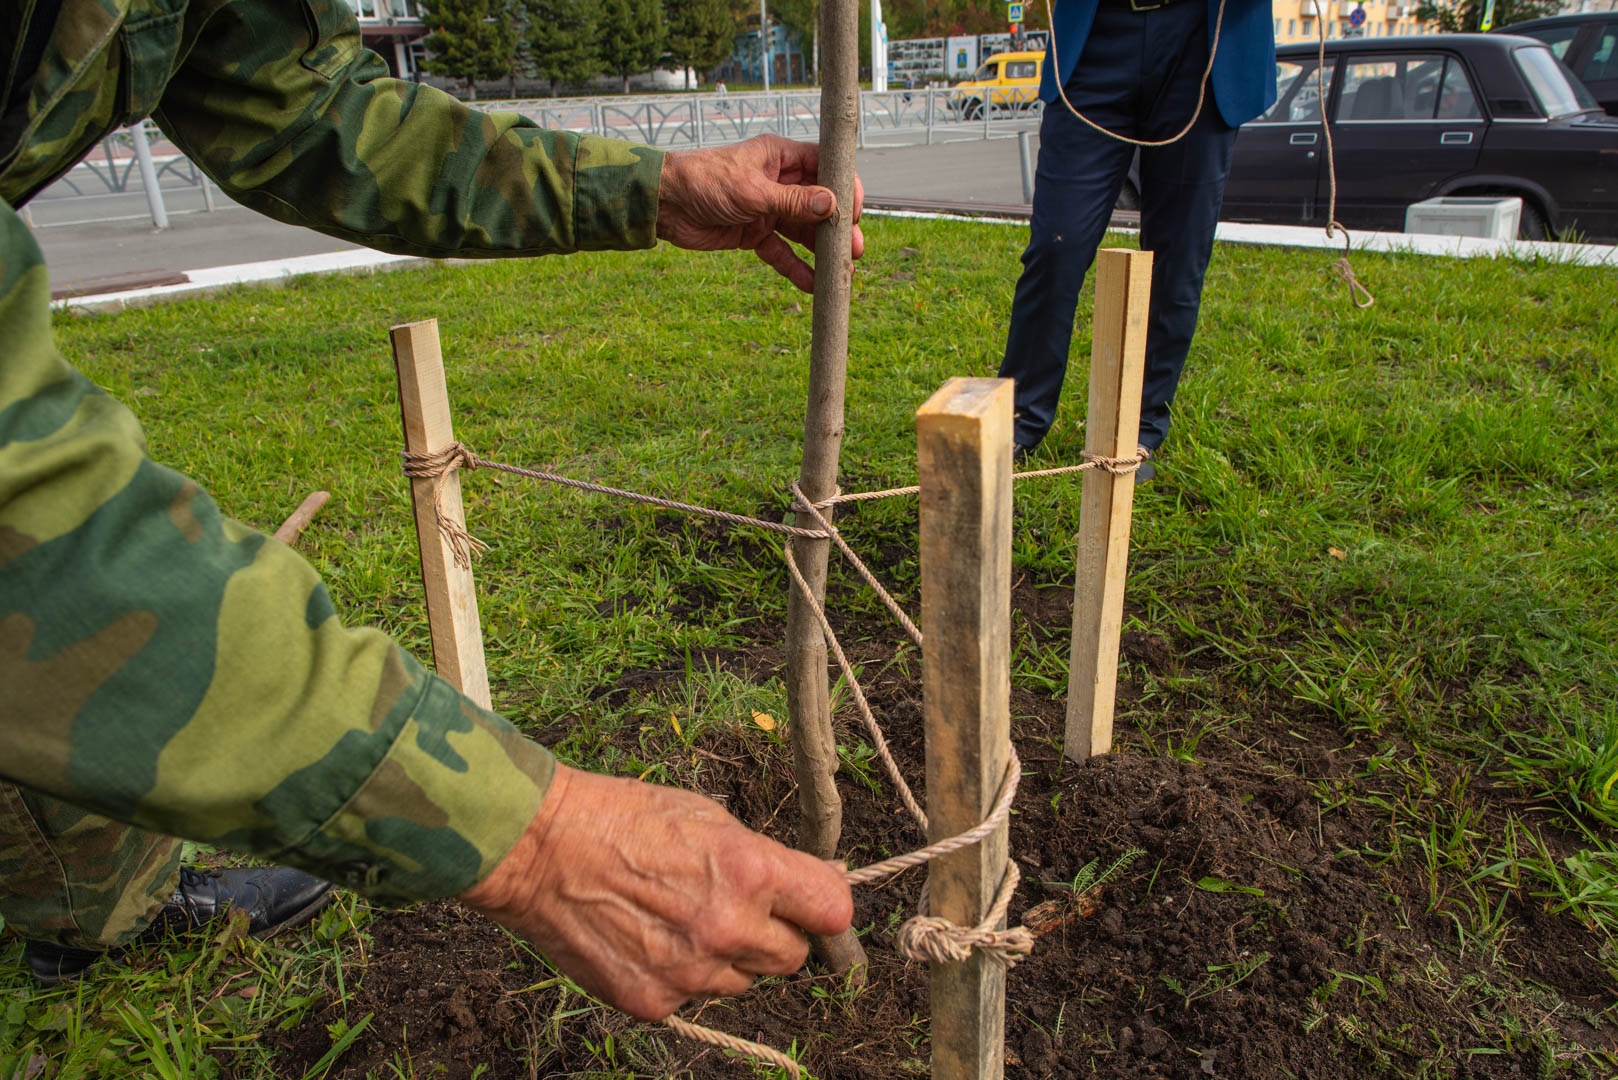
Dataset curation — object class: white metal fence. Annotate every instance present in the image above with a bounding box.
[26,89,1041,230]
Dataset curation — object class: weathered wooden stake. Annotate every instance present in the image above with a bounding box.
[1065,249,1152,762]
[391,319,492,710]
[918,377,1014,1080]
[784,0,867,973]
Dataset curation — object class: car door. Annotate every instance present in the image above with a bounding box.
[1325,53,1485,231]
[1221,58,1333,226]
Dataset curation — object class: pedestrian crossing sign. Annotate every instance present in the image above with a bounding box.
[1008,2,1024,22]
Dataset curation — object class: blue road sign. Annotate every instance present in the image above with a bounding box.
[1349,5,1366,26]
[1008,2,1025,22]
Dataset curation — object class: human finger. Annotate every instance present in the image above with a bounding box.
[754,234,816,293]
[769,849,854,938]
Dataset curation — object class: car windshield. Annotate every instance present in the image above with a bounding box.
[1513,45,1599,117]
[973,62,998,81]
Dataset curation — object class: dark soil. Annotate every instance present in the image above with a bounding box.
[268,568,1618,1079]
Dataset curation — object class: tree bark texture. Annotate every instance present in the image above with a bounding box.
[785,0,866,976]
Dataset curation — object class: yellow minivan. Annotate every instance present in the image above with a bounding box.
[947,50,1045,119]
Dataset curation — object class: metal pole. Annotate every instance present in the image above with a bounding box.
[760,0,771,93]
[927,86,935,145]
[1018,130,1035,204]
[200,172,217,213]
[129,121,169,230]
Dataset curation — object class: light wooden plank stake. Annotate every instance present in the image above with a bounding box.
[1065,248,1153,762]
[918,377,1014,1080]
[391,319,492,710]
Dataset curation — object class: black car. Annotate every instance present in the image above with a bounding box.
[1500,13,1618,115]
[1208,35,1618,241]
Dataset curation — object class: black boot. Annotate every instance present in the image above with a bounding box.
[21,865,333,987]
[152,866,334,939]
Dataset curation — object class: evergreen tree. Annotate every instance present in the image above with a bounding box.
[421,0,520,100]
[527,0,604,96]
[599,0,666,93]
[663,0,737,88]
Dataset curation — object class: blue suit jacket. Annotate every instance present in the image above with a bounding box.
[1038,0,1277,127]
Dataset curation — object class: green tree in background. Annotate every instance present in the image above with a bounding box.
[1415,0,1557,31]
[599,0,666,92]
[421,0,520,100]
[526,0,604,96]
[663,0,736,88]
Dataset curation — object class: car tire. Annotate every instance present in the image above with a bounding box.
[1518,200,1551,241]
[964,99,983,121]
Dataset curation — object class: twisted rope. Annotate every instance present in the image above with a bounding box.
[894,862,1035,970]
[782,542,930,830]
[403,443,829,569]
[663,1016,806,1078]
[791,481,924,650]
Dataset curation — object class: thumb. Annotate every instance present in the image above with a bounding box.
[766,182,837,225]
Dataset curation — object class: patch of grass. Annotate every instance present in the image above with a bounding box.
[3,214,1614,1075]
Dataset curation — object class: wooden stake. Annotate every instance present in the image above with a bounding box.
[1065,249,1152,762]
[390,320,492,710]
[783,0,866,973]
[273,490,331,545]
[918,377,1014,1080]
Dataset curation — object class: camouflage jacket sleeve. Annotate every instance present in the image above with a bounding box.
[153,0,665,258]
[0,202,554,905]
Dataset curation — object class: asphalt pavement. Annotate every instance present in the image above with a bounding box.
[31,137,1033,296]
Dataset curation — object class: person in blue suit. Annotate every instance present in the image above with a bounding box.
[1001,0,1276,478]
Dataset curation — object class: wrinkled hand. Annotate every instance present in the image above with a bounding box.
[460,764,854,1021]
[656,134,865,293]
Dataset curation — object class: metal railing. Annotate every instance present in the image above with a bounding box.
[28,89,1041,230]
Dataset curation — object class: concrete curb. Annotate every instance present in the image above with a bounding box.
[52,211,1617,314]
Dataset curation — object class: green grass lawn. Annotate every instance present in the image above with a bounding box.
[2,215,1615,1077]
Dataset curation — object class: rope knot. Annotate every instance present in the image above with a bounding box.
[1080,447,1148,476]
[895,914,1036,970]
[400,441,488,569]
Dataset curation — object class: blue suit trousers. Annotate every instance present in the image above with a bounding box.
[1000,0,1238,452]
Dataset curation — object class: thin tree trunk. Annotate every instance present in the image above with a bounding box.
[785,0,866,977]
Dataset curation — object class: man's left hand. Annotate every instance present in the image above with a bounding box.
[656,135,865,293]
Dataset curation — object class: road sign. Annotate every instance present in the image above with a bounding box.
[1008,2,1024,22]
[1349,5,1366,26]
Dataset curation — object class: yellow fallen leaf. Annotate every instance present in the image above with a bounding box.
[670,712,682,738]
[751,711,777,731]
[1327,547,1347,560]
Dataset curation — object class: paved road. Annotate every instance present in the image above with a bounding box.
[31,138,1033,294]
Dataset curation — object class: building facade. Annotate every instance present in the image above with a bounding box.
[1272,0,1430,46]
[341,0,430,77]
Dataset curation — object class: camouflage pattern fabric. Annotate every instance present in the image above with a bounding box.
[0,784,181,950]
[0,0,664,936]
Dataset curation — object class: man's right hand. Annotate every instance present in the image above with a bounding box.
[460,763,854,1020]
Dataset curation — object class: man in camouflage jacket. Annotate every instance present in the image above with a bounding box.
[1,0,855,1015]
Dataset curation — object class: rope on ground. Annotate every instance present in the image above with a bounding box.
[662,1016,808,1078]
[1315,18,1376,310]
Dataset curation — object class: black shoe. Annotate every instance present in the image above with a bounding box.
[153,866,333,939]
[1013,442,1038,464]
[21,866,332,987]
[21,941,103,988]
[1135,459,1157,483]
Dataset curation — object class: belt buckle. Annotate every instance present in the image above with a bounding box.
[1129,0,1165,10]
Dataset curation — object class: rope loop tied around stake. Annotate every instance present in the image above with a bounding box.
[894,863,1036,970]
[402,442,488,569]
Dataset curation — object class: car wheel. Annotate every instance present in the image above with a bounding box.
[964,99,983,121]
[1518,200,1551,241]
